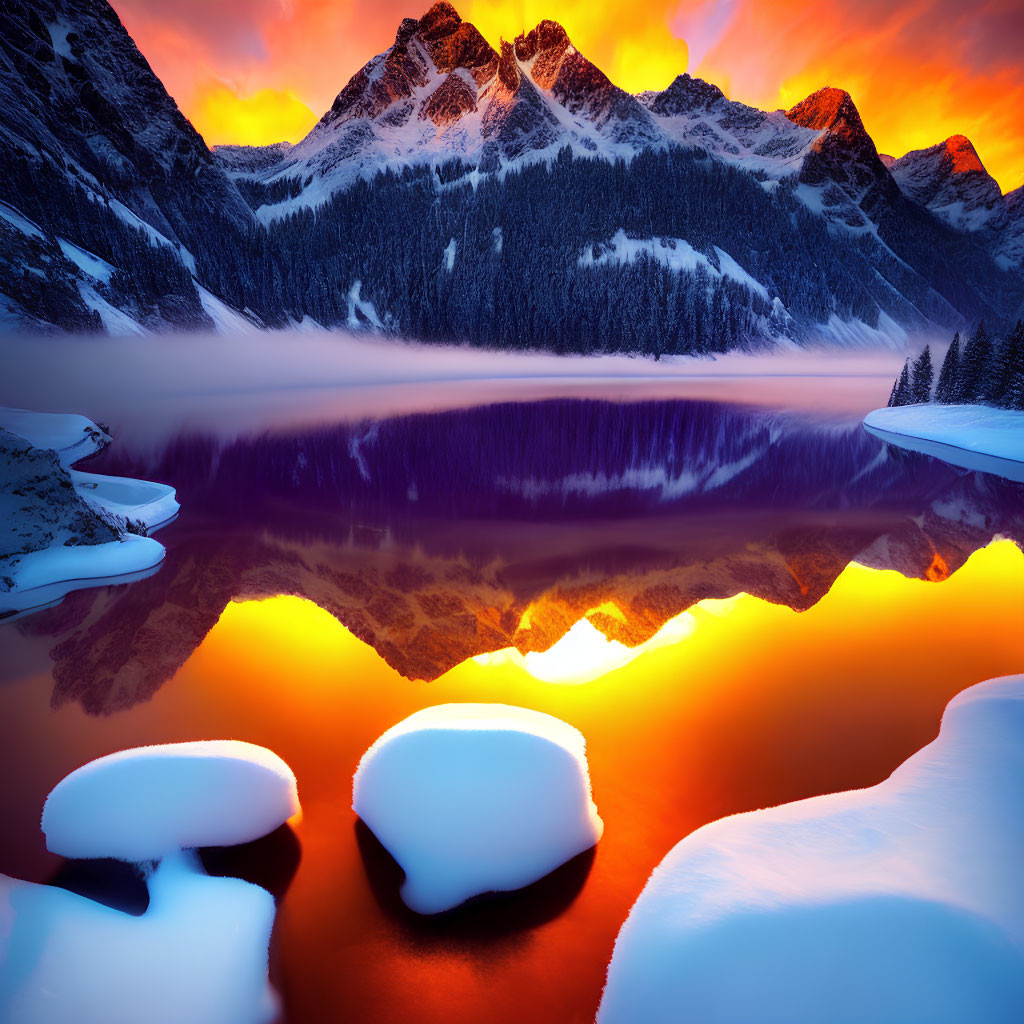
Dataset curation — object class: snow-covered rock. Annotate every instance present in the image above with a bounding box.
[70,468,180,530]
[0,407,109,464]
[42,741,300,861]
[353,704,603,913]
[864,404,1024,482]
[0,408,179,617]
[598,675,1024,1024]
[0,852,278,1024]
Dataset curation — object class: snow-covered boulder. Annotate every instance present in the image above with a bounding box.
[42,741,299,861]
[353,704,603,914]
[0,407,110,465]
[0,852,277,1024]
[598,675,1024,1023]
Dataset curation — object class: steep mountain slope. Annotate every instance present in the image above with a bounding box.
[218,3,662,220]
[0,0,255,331]
[1003,187,1024,270]
[0,0,1020,350]
[890,136,1005,232]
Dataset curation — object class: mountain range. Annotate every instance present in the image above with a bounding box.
[0,0,1022,351]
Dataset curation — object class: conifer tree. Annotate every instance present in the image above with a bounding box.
[911,345,934,403]
[956,322,993,403]
[987,320,1024,407]
[889,359,912,406]
[1005,367,1024,411]
[935,332,960,404]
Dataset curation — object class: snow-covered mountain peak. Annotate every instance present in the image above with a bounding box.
[940,134,987,174]
[224,4,667,218]
[642,74,726,116]
[512,18,572,73]
[784,86,895,225]
[889,134,1004,231]
[315,3,498,133]
[509,19,660,146]
[785,87,864,138]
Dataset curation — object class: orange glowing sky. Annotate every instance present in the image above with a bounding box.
[109,0,1024,193]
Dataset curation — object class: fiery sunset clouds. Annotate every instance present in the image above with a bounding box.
[110,0,1023,192]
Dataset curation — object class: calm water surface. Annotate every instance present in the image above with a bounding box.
[2,395,1023,1024]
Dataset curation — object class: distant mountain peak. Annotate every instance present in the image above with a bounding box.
[645,73,726,116]
[888,133,1004,232]
[418,1,462,32]
[513,19,572,76]
[785,87,865,138]
[940,134,986,175]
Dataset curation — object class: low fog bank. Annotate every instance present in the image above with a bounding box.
[0,330,915,444]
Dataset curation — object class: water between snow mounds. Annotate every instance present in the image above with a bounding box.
[1,394,1023,1024]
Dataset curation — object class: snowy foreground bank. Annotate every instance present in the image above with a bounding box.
[599,675,1024,1023]
[0,407,178,617]
[864,405,1024,482]
[1,741,299,1024]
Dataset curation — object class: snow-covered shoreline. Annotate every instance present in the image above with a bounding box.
[599,674,1024,1022]
[863,404,1024,482]
[0,408,179,618]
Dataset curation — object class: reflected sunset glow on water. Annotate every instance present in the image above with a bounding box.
[1,527,1021,1021]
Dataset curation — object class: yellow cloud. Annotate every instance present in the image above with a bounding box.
[190,85,317,147]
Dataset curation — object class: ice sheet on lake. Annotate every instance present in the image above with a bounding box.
[864,405,1024,481]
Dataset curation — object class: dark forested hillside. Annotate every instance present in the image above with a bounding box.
[0,0,1021,349]
[224,148,1018,354]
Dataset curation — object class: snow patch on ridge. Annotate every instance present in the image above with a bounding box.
[580,230,771,299]
[0,201,45,239]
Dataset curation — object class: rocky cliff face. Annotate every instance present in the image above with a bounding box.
[890,135,1006,231]
[0,0,1020,343]
[0,0,256,331]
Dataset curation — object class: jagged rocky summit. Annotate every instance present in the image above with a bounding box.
[0,0,1021,350]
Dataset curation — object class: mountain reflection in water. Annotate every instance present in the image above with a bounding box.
[6,398,1023,716]
[3,397,1024,1024]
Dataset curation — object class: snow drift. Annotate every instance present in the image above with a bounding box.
[0,852,278,1024]
[42,741,300,861]
[353,704,603,914]
[597,675,1024,1023]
